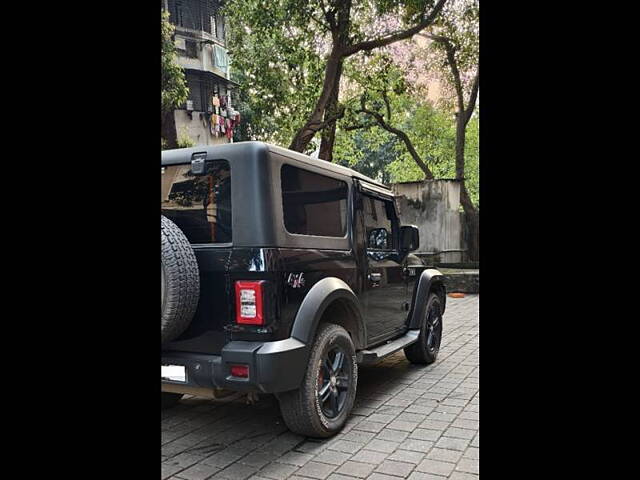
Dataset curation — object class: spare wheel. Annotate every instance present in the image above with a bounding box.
[161,215,200,344]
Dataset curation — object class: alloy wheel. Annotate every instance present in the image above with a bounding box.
[317,346,352,418]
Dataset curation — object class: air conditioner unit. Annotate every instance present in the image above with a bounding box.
[174,37,186,50]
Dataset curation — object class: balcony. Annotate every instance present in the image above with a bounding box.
[174,34,230,80]
[166,0,225,42]
[166,0,229,80]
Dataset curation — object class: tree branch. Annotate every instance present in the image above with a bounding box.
[425,33,478,125]
[309,13,327,29]
[343,0,448,57]
[426,34,465,115]
[382,91,392,121]
[343,122,375,131]
[307,105,346,133]
[463,68,479,126]
[356,98,434,179]
[319,0,336,30]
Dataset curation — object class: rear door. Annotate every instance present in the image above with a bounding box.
[161,160,234,354]
[357,187,407,346]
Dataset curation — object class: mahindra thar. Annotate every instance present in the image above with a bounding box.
[161,142,445,437]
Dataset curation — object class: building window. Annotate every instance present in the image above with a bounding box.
[215,14,225,40]
[172,0,196,29]
[210,14,217,36]
[185,40,198,58]
[281,165,348,237]
[168,1,222,35]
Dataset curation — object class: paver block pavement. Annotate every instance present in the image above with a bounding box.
[162,295,479,479]
[335,461,376,478]
[375,459,415,477]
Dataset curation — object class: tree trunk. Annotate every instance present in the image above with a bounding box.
[289,52,343,153]
[162,109,178,149]
[455,112,478,261]
[454,113,467,182]
[318,60,343,162]
[461,201,479,262]
[288,0,446,154]
[454,110,475,207]
[289,0,352,153]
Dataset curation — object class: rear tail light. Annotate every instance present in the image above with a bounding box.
[230,364,249,378]
[235,280,265,325]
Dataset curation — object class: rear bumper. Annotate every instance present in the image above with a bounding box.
[161,337,308,394]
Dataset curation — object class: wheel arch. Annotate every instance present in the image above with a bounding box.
[407,269,446,330]
[291,277,366,350]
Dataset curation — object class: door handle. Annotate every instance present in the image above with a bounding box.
[369,272,382,283]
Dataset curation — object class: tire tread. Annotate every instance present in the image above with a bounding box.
[278,323,357,438]
[161,215,200,344]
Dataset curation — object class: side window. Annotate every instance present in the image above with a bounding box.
[281,164,348,237]
[161,160,232,244]
[363,196,395,250]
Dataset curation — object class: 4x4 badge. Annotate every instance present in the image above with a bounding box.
[287,272,305,288]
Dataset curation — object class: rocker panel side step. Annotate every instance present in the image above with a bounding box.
[357,329,420,364]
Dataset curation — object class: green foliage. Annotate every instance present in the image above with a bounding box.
[334,124,399,184]
[224,0,446,150]
[424,0,479,111]
[223,0,326,149]
[177,129,195,148]
[463,113,479,207]
[161,11,189,113]
[336,100,478,207]
[338,52,478,206]
[223,0,478,207]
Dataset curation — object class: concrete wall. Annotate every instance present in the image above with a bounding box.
[174,110,230,146]
[390,180,463,263]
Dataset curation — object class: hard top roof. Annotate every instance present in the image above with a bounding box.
[161,141,389,190]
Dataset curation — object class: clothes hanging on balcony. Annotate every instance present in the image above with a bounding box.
[226,118,234,139]
[213,45,228,70]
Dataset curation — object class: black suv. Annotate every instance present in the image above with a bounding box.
[161,142,446,437]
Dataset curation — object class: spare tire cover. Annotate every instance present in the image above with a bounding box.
[161,215,200,344]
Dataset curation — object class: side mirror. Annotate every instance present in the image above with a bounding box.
[400,225,419,252]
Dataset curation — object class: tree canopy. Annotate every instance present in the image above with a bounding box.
[161,11,189,149]
[161,10,189,113]
[224,0,479,208]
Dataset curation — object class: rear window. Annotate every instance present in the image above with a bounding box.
[161,160,232,244]
[281,164,348,237]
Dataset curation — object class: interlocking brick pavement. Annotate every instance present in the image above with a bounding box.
[162,294,479,479]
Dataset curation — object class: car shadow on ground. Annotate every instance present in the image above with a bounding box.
[162,353,432,459]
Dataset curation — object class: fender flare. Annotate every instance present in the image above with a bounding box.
[291,277,366,349]
[407,269,446,329]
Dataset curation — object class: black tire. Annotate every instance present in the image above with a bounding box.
[161,392,183,409]
[161,215,200,345]
[278,323,358,438]
[404,292,443,365]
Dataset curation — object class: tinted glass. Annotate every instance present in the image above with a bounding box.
[363,196,395,250]
[281,165,348,237]
[161,160,232,243]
